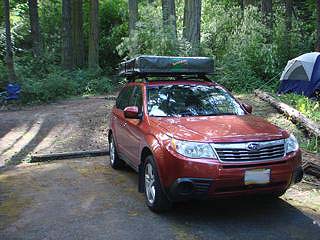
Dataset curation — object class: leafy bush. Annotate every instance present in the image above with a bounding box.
[19,67,114,103]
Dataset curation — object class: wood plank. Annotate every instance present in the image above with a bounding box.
[31,149,109,162]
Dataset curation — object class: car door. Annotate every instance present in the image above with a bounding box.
[121,85,144,168]
[113,85,135,159]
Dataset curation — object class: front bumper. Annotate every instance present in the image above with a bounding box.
[158,149,303,201]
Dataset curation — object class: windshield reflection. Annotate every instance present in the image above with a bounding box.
[147,85,245,117]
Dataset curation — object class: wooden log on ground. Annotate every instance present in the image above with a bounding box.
[254,90,320,138]
[303,162,320,178]
[31,149,109,162]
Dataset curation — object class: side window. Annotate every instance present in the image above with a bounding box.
[131,86,143,112]
[116,86,134,110]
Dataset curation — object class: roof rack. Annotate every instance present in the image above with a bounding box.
[119,55,214,80]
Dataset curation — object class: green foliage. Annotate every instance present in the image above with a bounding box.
[202,3,315,92]
[0,0,125,103]
[1,0,320,105]
[99,0,128,69]
[300,136,319,153]
[117,3,192,58]
[276,93,320,123]
[19,67,114,103]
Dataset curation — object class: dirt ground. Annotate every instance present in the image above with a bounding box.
[0,95,320,240]
[0,97,113,167]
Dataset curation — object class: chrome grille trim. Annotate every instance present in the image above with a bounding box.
[211,139,286,163]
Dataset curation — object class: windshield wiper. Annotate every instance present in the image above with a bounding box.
[204,113,237,116]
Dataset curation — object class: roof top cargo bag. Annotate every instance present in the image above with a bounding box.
[119,55,214,77]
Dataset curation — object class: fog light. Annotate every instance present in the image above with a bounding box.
[177,181,193,195]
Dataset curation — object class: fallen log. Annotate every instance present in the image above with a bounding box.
[303,162,320,179]
[254,90,320,138]
[31,149,109,163]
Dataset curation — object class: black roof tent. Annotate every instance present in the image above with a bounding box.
[119,55,214,80]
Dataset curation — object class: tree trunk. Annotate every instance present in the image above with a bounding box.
[3,0,16,82]
[183,0,201,56]
[243,0,256,7]
[128,0,138,36]
[316,0,320,51]
[285,0,292,59]
[261,0,272,42]
[162,0,177,38]
[72,0,84,68]
[88,0,99,69]
[62,0,73,69]
[28,0,42,57]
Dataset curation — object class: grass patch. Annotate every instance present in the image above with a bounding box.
[274,93,320,124]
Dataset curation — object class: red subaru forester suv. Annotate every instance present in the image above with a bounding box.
[108,56,303,212]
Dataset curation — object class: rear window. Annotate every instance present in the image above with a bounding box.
[147,84,244,117]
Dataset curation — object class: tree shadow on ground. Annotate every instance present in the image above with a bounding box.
[5,115,57,166]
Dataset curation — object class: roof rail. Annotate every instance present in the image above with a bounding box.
[126,74,213,83]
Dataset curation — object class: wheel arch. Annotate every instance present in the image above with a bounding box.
[138,134,165,193]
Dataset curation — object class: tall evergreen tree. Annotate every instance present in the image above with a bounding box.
[28,0,42,57]
[183,0,201,56]
[285,0,293,58]
[72,0,84,68]
[3,0,16,82]
[88,0,99,69]
[62,0,73,69]
[243,0,256,7]
[162,0,177,38]
[128,0,138,35]
[317,0,320,50]
[262,0,273,42]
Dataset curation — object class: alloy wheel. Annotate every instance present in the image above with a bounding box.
[110,139,115,165]
[145,163,156,204]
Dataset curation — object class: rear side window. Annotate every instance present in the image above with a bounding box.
[116,86,134,110]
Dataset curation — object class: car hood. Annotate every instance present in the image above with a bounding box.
[150,115,287,143]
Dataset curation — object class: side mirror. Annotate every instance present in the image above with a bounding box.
[124,106,141,119]
[242,103,253,114]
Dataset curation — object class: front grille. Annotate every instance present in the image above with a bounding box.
[212,139,285,163]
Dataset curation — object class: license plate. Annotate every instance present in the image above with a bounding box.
[244,169,271,185]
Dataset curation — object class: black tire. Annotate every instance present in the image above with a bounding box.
[144,155,171,213]
[109,135,125,169]
[265,190,286,199]
[254,190,286,201]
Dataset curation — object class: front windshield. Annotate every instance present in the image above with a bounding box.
[147,84,245,117]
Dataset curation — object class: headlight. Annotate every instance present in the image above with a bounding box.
[171,139,217,159]
[285,134,299,154]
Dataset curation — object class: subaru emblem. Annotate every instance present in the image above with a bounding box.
[247,143,260,151]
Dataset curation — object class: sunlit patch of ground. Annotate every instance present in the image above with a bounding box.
[0,97,114,167]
